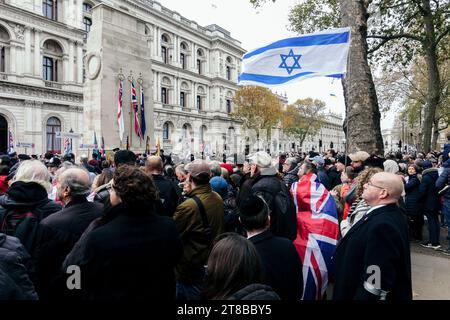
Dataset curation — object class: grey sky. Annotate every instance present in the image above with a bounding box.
[160,0,395,130]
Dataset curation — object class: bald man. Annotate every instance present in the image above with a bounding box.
[35,167,103,299]
[145,156,180,217]
[333,172,412,300]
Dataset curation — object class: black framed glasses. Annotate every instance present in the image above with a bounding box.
[367,181,385,190]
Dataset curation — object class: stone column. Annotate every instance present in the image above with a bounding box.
[173,35,178,64]
[24,27,32,74]
[153,72,158,101]
[76,41,83,83]
[192,81,196,109]
[76,0,83,29]
[68,40,74,82]
[154,27,159,59]
[9,44,16,74]
[63,54,69,82]
[33,28,41,77]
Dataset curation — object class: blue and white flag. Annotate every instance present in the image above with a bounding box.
[238,28,351,87]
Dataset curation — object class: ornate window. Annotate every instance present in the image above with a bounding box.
[226,99,232,113]
[83,2,92,12]
[180,92,185,107]
[43,0,58,20]
[161,46,167,63]
[180,53,185,69]
[161,87,168,104]
[0,26,9,73]
[46,116,61,153]
[196,95,201,110]
[163,122,170,140]
[42,40,63,82]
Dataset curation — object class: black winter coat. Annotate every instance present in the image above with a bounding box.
[63,202,183,300]
[152,174,180,217]
[418,168,439,212]
[249,230,303,300]
[0,233,38,300]
[34,198,103,299]
[251,173,297,240]
[283,166,299,190]
[327,166,342,190]
[333,204,412,300]
[404,174,421,216]
[0,182,62,255]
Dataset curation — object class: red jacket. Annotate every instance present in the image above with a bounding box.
[0,175,8,195]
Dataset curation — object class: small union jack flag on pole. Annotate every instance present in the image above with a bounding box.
[131,81,142,140]
[290,172,339,300]
[117,79,124,143]
[8,130,14,154]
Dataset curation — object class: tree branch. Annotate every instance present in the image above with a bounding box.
[436,27,450,45]
[367,33,424,54]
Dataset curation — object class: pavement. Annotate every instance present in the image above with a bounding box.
[410,225,450,300]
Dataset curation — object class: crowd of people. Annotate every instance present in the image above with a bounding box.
[0,130,449,301]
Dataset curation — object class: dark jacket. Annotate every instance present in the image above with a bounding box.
[333,204,412,300]
[327,166,342,190]
[228,284,280,300]
[237,172,254,207]
[418,168,439,212]
[34,198,103,299]
[251,172,297,241]
[0,233,38,300]
[0,181,62,255]
[443,142,450,162]
[283,165,299,189]
[93,182,111,206]
[152,174,180,217]
[249,230,303,300]
[317,167,331,191]
[63,202,183,300]
[173,184,224,283]
[404,174,421,216]
[436,167,450,199]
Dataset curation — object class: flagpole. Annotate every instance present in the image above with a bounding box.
[117,68,125,149]
[127,71,133,149]
[137,73,144,150]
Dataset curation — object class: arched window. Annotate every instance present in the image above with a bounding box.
[180,53,186,69]
[161,77,171,104]
[226,99,232,113]
[180,91,185,107]
[182,123,192,140]
[225,56,233,81]
[161,46,167,64]
[161,87,167,104]
[226,66,231,80]
[196,95,201,110]
[163,122,171,140]
[0,26,10,73]
[46,117,61,153]
[161,34,169,43]
[42,39,63,82]
[43,0,58,20]
[196,48,204,74]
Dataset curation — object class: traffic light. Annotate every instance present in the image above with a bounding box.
[398,140,402,148]
[330,141,334,149]
[319,139,322,148]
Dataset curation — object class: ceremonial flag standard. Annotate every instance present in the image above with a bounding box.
[156,137,161,157]
[290,172,339,300]
[238,28,350,87]
[131,81,142,139]
[93,132,100,160]
[117,80,124,142]
[140,85,146,138]
[63,137,71,155]
[8,130,14,154]
[100,136,105,156]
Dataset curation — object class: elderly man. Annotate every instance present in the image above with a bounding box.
[173,159,224,300]
[333,172,412,300]
[35,167,103,299]
[282,157,299,189]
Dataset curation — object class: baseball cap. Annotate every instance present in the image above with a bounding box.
[185,159,211,182]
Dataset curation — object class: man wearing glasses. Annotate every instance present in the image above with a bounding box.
[333,172,412,300]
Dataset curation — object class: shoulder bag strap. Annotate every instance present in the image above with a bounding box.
[191,195,209,229]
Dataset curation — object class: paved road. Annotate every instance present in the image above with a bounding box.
[411,227,450,300]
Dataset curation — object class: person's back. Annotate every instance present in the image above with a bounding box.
[0,233,38,300]
[173,160,224,299]
[63,165,182,300]
[240,194,302,300]
[0,161,62,255]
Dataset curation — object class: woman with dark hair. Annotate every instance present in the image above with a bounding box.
[202,233,279,300]
[405,164,423,241]
[63,165,183,300]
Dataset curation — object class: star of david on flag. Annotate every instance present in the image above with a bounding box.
[239,27,351,87]
[279,49,302,74]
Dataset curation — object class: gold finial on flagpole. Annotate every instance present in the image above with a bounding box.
[118,68,125,81]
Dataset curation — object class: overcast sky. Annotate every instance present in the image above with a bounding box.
[160,0,395,130]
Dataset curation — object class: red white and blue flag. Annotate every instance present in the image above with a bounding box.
[63,137,71,155]
[290,172,339,300]
[131,81,142,140]
[8,130,14,153]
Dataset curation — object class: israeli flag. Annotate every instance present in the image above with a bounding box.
[238,28,351,87]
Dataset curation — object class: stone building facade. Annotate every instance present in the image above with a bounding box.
[0,0,346,158]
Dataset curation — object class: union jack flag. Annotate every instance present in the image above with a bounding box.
[131,81,142,140]
[290,172,339,300]
[63,137,71,155]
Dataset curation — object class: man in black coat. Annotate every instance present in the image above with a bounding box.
[240,194,303,300]
[249,151,297,240]
[333,172,412,300]
[35,168,103,299]
[145,156,180,217]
